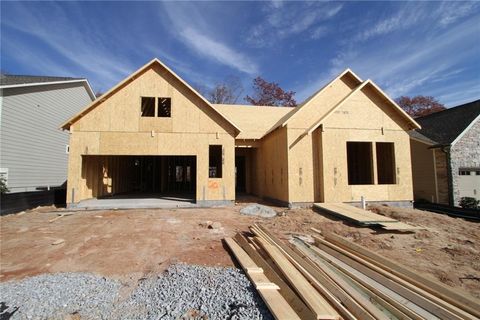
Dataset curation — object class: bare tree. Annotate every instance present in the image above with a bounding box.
[245,77,297,107]
[206,75,244,104]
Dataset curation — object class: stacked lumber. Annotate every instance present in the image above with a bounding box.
[225,225,480,320]
[313,203,425,231]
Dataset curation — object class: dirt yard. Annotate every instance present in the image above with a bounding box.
[1,200,479,299]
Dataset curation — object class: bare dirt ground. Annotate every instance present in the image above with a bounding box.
[1,199,479,299]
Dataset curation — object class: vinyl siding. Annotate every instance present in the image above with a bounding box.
[0,83,93,192]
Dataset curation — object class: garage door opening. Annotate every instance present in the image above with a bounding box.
[80,155,196,204]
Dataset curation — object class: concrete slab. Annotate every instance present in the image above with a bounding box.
[75,194,196,210]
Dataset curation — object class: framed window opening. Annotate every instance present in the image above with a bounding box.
[140,97,155,117]
[209,145,223,178]
[346,142,374,185]
[376,142,396,184]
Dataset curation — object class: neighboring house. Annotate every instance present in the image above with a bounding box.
[62,58,420,208]
[410,99,480,206]
[0,74,95,213]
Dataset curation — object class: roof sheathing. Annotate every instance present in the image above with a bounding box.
[213,104,292,140]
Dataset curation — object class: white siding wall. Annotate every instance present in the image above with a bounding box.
[0,83,93,192]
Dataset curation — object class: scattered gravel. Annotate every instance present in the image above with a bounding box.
[0,264,273,320]
[0,273,121,320]
[240,204,277,218]
[114,264,273,320]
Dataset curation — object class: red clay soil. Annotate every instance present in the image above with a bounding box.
[1,202,479,299]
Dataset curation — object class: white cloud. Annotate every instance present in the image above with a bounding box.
[1,2,135,89]
[160,2,259,75]
[296,12,480,103]
[180,28,258,75]
[437,1,479,26]
[246,2,343,47]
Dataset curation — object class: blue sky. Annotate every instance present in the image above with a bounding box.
[1,1,479,107]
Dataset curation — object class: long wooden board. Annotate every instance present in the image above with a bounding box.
[234,234,317,320]
[224,237,301,320]
[324,232,480,318]
[251,226,361,320]
[302,242,428,320]
[314,236,469,320]
[254,235,339,320]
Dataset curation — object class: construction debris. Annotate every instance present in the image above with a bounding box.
[225,224,480,320]
[240,204,277,218]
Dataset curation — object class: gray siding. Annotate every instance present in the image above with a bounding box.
[0,83,93,192]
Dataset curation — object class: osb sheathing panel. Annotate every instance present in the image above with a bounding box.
[326,86,412,131]
[287,74,358,129]
[72,64,234,134]
[410,139,438,202]
[254,127,289,202]
[286,85,414,203]
[67,64,236,203]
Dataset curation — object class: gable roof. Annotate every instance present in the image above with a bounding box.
[304,80,420,135]
[279,68,363,129]
[60,58,241,134]
[212,104,291,139]
[0,74,95,100]
[415,99,480,145]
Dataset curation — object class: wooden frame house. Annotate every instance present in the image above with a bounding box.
[62,58,420,208]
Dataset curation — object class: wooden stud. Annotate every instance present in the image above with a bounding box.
[324,232,480,318]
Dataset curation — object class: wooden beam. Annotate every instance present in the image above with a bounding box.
[301,242,425,320]
[252,226,373,320]
[324,232,480,318]
[224,237,301,320]
[234,234,317,320]
[254,235,339,320]
[313,236,467,320]
[288,241,381,320]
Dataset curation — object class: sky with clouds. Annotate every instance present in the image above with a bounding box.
[1,1,479,107]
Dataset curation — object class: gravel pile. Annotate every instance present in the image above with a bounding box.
[0,273,121,319]
[0,264,273,320]
[115,264,273,320]
[239,204,277,218]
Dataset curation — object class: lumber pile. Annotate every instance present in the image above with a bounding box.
[225,225,480,320]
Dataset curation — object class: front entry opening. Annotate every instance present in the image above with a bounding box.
[81,155,196,201]
[235,156,246,193]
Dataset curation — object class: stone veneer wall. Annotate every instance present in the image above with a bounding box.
[449,118,480,205]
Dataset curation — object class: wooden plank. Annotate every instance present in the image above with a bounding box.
[224,237,301,320]
[287,242,381,320]
[302,242,427,320]
[254,235,339,320]
[313,236,467,320]
[251,227,361,320]
[234,234,317,320]
[313,203,397,224]
[224,237,263,274]
[324,232,480,318]
[258,289,302,320]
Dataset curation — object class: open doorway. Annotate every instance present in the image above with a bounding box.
[81,155,196,202]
